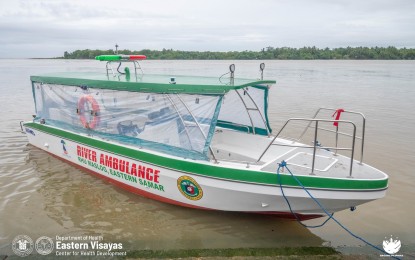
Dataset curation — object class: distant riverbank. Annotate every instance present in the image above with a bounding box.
[61,46,415,60]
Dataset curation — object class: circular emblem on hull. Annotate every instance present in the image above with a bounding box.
[177,176,203,200]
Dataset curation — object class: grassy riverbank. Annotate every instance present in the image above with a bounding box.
[62,46,415,60]
[125,247,340,259]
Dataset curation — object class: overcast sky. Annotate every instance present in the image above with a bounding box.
[0,0,414,58]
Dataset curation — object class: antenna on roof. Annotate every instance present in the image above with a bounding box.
[115,44,119,54]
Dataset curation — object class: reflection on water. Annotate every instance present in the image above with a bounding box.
[0,145,322,255]
[0,60,414,257]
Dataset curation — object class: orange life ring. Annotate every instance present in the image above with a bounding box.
[77,95,100,129]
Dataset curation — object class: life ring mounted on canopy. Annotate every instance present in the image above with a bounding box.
[77,95,100,129]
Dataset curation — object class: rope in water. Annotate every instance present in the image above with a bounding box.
[276,160,400,260]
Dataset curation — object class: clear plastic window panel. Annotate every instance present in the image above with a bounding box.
[218,86,270,135]
[33,83,222,160]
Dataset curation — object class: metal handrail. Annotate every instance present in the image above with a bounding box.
[297,108,366,164]
[270,143,356,151]
[243,88,270,136]
[256,118,357,177]
[304,126,362,140]
[234,89,256,134]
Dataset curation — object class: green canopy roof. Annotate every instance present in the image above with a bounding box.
[30,72,276,94]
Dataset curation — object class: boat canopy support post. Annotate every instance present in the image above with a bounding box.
[176,94,218,163]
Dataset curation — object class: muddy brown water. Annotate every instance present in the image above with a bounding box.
[0,59,414,257]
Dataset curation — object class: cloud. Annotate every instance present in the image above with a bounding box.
[0,0,414,58]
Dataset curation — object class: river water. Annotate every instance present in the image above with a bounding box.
[0,59,414,258]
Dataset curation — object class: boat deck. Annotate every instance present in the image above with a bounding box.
[211,129,387,180]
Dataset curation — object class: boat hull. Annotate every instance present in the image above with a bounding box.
[23,123,387,220]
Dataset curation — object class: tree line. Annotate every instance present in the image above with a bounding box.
[62,46,415,60]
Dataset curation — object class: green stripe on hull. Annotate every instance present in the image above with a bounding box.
[25,122,388,190]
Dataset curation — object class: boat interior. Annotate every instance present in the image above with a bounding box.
[210,109,387,181]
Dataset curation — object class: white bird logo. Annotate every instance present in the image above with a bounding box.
[382,236,401,254]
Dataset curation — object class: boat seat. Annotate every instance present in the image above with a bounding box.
[117,120,140,136]
[117,116,148,136]
[148,107,171,120]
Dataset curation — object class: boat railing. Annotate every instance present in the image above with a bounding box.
[256,117,359,177]
[297,108,366,164]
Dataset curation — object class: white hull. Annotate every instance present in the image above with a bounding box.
[25,125,387,220]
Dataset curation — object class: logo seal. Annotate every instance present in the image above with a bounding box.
[177,176,203,200]
[382,235,401,255]
[12,235,34,257]
[35,236,54,255]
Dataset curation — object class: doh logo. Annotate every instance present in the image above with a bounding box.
[177,176,203,201]
[61,140,68,154]
[12,235,34,257]
[382,236,401,255]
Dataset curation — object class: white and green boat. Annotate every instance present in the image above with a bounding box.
[23,55,388,220]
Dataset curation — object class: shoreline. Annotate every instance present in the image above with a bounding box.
[124,247,340,259]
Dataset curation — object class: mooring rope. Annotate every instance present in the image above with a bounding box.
[276,160,400,260]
